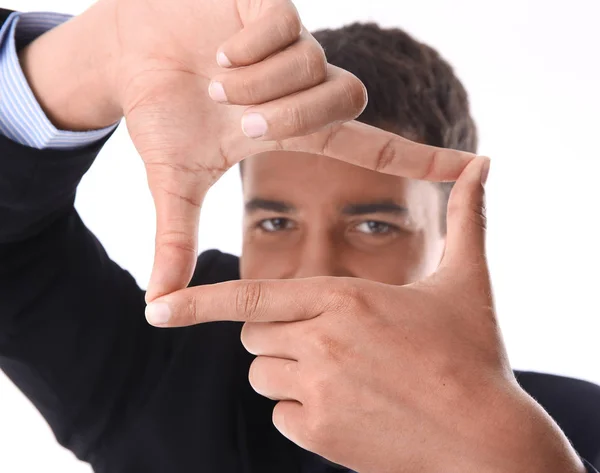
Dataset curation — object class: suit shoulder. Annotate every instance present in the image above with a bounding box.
[516,370,600,404]
[515,371,600,465]
[190,249,240,286]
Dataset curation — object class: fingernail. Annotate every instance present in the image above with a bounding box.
[242,113,268,138]
[208,81,228,102]
[216,51,232,68]
[480,157,491,185]
[145,302,172,326]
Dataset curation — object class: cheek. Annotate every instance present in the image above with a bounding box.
[240,238,299,279]
[240,231,445,283]
[344,234,442,285]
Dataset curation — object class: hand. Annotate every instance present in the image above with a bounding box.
[111,0,370,301]
[20,0,476,302]
[147,158,585,473]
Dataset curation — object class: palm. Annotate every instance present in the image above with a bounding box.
[116,0,251,171]
[124,71,243,184]
[106,0,474,300]
[111,0,284,297]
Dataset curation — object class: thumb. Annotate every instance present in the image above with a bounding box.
[125,74,215,303]
[438,156,490,272]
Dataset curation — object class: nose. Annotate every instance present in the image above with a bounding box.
[292,232,351,279]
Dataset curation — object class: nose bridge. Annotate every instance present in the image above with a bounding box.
[294,225,344,278]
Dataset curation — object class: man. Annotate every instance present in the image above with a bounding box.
[0,2,598,473]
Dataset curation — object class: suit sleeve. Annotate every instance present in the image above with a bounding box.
[0,14,193,455]
[585,459,600,473]
[0,131,178,465]
[0,7,243,465]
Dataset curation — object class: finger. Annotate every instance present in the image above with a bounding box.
[236,86,475,182]
[277,119,478,182]
[238,64,366,139]
[210,32,327,106]
[249,356,300,401]
[438,156,490,272]
[126,74,219,302]
[144,277,338,327]
[272,400,307,448]
[217,1,303,68]
[241,322,298,358]
[144,165,205,303]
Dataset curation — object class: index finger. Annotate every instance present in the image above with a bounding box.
[144,277,338,327]
[279,119,477,182]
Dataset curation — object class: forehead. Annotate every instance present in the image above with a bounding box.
[241,151,434,204]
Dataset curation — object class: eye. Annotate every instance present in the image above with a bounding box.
[354,220,398,235]
[258,218,295,232]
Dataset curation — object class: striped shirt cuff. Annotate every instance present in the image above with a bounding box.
[0,11,119,150]
[584,459,600,473]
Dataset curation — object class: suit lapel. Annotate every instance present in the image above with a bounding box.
[0,9,14,25]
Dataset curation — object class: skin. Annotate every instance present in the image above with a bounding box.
[240,151,446,283]
[19,0,474,303]
[153,158,586,473]
[14,1,586,471]
[239,151,450,471]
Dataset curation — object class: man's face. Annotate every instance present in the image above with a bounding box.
[240,151,446,285]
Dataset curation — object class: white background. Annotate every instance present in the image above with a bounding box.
[1,0,599,471]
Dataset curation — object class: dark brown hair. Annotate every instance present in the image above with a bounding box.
[313,22,477,153]
[313,23,478,230]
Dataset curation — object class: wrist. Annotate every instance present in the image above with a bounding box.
[472,384,586,473]
[18,0,122,131]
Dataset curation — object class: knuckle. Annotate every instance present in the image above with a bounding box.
[374,137,399,173]
[469,202,488,231]
[187,295,200,325]
[318,125,341,156]
[421,148,440,181]
[301,45,328,84]
[239,41,256,63]
[447,192,487,231]
[277,8,302,42]
[325,279,366,313]
[158,230,197,255]
[283,359,298,374]
[283,104,308,133]
[162,188,203,209]
[235,281,264,321]
[341,74,368,118]
[237,74,261,104]
[311,333,346,362]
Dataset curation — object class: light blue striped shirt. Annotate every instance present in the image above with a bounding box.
[0,11,118,150]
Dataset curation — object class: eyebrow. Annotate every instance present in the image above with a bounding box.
[342,200,408,216]
[245,198,296,214]
[244,198,408,216]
